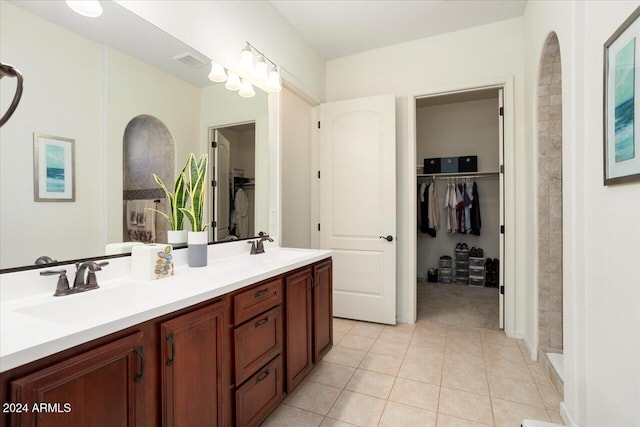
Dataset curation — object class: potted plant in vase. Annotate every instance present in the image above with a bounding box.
[180,153,208,267]
[147,165,188,245]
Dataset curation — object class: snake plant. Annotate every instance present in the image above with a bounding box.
[180,153,208,232]
[147,164,187,231]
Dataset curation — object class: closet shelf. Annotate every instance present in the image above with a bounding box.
[417,171,499,179]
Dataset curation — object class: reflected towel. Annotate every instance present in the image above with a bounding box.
[126,200,157,243]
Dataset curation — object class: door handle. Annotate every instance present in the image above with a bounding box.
[379,235,393,242]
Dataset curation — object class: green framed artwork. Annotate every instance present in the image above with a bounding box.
[604,6,640,185]
[33,133,76,201]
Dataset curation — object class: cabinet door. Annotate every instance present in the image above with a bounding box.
[11,332,144,427]
[161,301,226,427]
[285,268,313,392]
[313,259,333,362]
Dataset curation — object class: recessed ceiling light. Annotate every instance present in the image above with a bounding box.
[65,0,103,18]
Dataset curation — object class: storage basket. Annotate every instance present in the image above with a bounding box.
[469,278,484,287]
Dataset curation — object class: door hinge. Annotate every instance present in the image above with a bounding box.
[500,285,505,295]
[317,170,321,179]
[500,225,504,234]
[499,106,504,116]
[317,121,321,129]
[500,164,504,174]
[317,223,321,231]
[212,221,216,228]
[212,180,217,187]
[211,140,217,148]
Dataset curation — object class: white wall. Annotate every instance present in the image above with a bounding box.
[416,98,500,277]
[524,1,640,425]
[0,2,104,268]
[115,0,325,102]
[105,48,202,242]
[325,18,526,327]
[281,88,313,248]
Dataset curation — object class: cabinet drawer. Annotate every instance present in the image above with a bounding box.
[235,355,283,427]
[234,278,283,325]
[234,306,283,385]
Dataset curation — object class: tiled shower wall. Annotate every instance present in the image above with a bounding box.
[537,34,563,350]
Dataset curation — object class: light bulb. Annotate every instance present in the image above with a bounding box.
[225,72,241,91]
[208,61,227,83]
[239,46,255,76]
[255,56,268,81]
[239,79,256,98]
[66,0,103,17]
[265,68,282,93]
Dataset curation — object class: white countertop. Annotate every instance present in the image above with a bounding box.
[0,244,332,373]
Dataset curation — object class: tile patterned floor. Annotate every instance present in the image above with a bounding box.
[262,283,564,427]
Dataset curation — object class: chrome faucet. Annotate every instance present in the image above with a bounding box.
[248,234,274,255]
[40,260,109,296]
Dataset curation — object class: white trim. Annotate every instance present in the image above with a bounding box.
[310,106,320,249]
[407,76,517,335]
[560,402,577,427]
[269,91,282,243]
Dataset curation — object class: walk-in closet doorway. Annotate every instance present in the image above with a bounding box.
[408,80,516,337]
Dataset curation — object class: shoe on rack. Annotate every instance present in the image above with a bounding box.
[455,243,462,251]
[470,247,477,257]
[478,248,484,258]
[461,243,469,252]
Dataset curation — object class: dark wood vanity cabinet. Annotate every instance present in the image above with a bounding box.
[285,259,334,392]
[160,302,227,427]
[10,332,145,427]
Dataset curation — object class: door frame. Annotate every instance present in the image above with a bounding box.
[407,76,517,337]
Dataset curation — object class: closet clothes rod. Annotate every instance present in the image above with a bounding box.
[417,171,499,180]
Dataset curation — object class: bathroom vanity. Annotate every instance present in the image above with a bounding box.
[0,246,332,427]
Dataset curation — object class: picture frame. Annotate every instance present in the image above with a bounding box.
[603,6,640,185]
[33,133,76,201]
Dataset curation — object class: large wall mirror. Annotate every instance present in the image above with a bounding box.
[0,0,270,270]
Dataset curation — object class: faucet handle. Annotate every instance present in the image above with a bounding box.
[40,269,71,297]
[247,240,257,254]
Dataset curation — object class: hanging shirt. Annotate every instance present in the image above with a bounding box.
[464,182,473,233]
[234,188,249,238]
[470,181,482,235]
[428,182,439,230]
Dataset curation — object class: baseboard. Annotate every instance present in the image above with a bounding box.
[560,402,577,427]
[523,333,538,361]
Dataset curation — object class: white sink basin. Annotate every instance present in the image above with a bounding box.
[15,283,177,324]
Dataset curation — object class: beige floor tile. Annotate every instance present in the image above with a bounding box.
[411,333,447,351]
[334,331,347,345]
[320,417,358,427]
[337,334,376,352]
[447,338,484,356]
[491,398,550,427]
[327,390,387,427]
[486,357,533,382]
[306,361,356,389]
[358,353,403,376]
[323,346,367,368]
[482,343,524,362]
[369,338,408,357]
[547,410,565,424]
[345,369,395,399]
[285,381,342,415]
[537,384,562,411]
[261,404,324,427]
[438,387,494,425]
[378,327,414,344]
[405,343,445,364]
[414,321,448,338]
[379,401,437,426]
[333,318,357,335]
[349,322,384,338]
[388,377,440,412]
[436,413,492,427]
[442,366,489,395]
[488,375,545,408]
[528,364,553,386]
[398,357,443,386]
[443,351,485,375]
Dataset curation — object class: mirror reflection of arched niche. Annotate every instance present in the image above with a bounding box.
[122,115,175,245]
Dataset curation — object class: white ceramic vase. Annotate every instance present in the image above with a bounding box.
[167,230,188,245]
[187,231,208,267]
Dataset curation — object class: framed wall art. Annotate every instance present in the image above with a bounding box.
[33,133,76,201]
[604,6,640,185]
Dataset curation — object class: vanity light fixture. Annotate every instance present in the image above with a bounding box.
[208,61,227,83]
[239,42,282,93]
[239,45,255,75]
[265,66,282,93]
[225,72,242,91]
[254,55,268,81]
[238,79,256,98]
[65,0,103,18]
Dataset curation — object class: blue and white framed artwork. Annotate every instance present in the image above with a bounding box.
[604,6,640,185]
[33,133,75,201]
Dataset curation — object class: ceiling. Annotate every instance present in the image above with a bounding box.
[271,0,527,60]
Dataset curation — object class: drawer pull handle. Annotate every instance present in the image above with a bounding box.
[254,317,269,328]
[254,288,269,298]
[256,369,270,383]
[166,333,175,366]
[134,345,144,383]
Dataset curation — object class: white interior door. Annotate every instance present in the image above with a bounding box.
[498,88,505,329]
[214,130,231,241]
[319,94,397,325]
